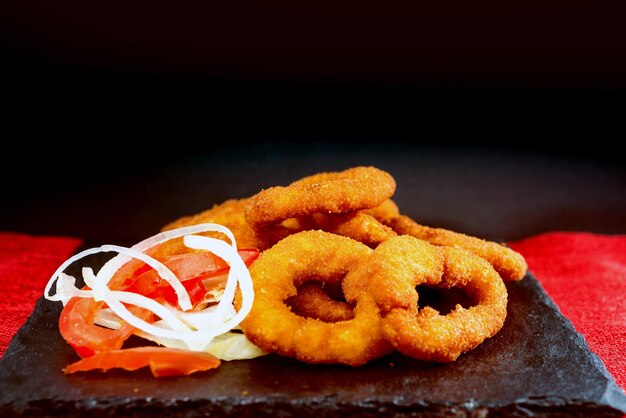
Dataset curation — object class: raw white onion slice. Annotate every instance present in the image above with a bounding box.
[45,223,237,308]
[93,308,122,330]
[183,235,254,337]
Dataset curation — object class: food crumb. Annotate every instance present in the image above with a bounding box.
[242,390,249,396]
[133,388,139,393]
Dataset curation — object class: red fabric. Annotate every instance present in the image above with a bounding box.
[0,232,82,356]
[509,232,626,392]
[0,231,623,397]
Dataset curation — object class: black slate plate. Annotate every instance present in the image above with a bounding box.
[1,258,625,417]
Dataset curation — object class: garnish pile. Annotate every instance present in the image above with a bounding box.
[45,224,264,377]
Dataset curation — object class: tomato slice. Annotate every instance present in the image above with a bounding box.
[63,347,221,378]
[112,243,164,290]
[145,271,230,307]
[59,297,154,358]
[125,248,259,298]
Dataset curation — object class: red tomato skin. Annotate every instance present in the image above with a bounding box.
[125,248,259,296]
[59,297,153,358]
[63,347,221,378]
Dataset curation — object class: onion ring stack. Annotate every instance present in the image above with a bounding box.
[244,166,397,248]
[162,165,528,365]
[378,213,527,281]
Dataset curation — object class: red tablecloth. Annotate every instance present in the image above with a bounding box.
[0,231,624,393]
[0,232,83,355]
[509,232,626,391]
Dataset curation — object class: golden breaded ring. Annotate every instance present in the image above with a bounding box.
[311,211,397,248]
[240,230,392,366]
[244,166,396,230]
[160,198,315,252]
[158,199,263,256]
[364,199,400,222]
[384,215,528,281]
[349,236,508,363]
[343,235,444,313]
[286,281,355,322]
[384,245,508,362]
[287,210,400,321]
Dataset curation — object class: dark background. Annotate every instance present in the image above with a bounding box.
[1,1,624,244]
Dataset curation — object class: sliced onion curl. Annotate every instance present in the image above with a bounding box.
[44,223,257,352]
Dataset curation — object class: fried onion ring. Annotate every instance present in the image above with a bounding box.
[286,281,355,322]
[239,230,392,366]
[159,199,262,255]
[160,198,315,252]
[244,166,396,231]
[364,199,400,221]
[311,211,397,248]
[383,215,527,281]
[345,235,508,363]
[343,235,444,313]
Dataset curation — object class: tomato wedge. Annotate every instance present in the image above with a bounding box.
[59,297,153,358]
[146,272,230,307]
[63,347,221,378]
[124,248,259,308]
[125,248,259,296]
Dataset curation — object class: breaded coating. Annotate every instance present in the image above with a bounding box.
[343,236,444,313]
[159,199,262,256]
[383,245,508,362]
[286,281,355,322]
[364,199,400,221]
[346,235,508,363]
[384,215,528,281]
[312,211,397,248]
[245,166,396,229]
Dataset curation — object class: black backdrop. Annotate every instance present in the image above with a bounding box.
[1,1,624,243]
[2,1,625,149]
